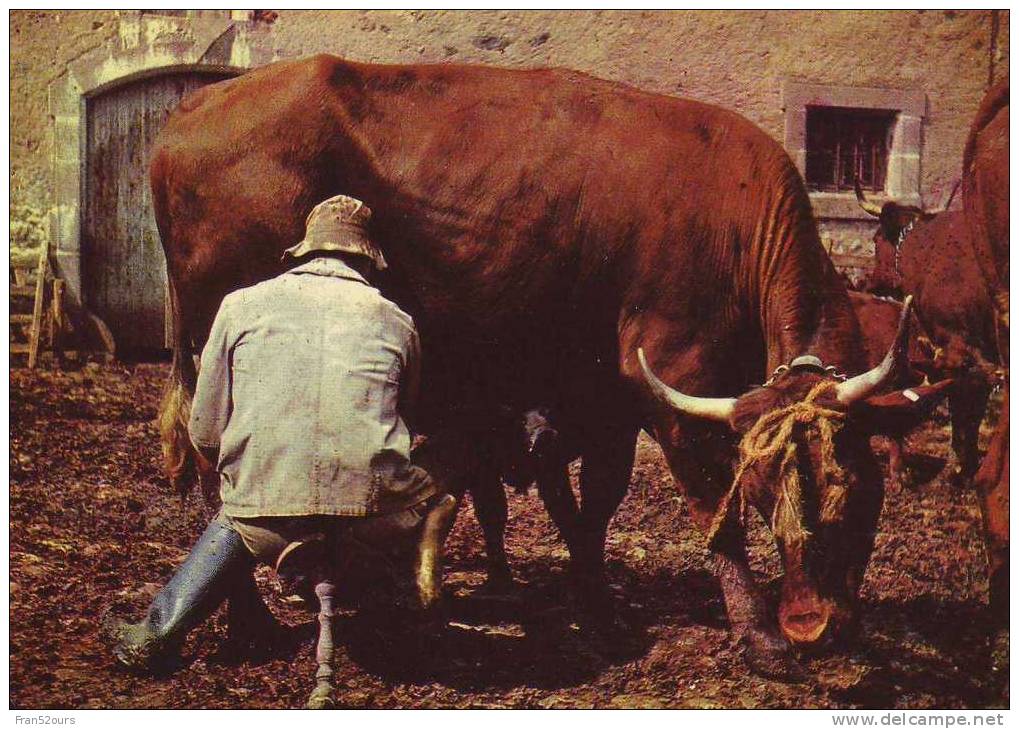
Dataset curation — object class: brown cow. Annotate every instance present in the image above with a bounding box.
[857,191,1001,485]
[858,78,1009,621]
[963,78,1009,325]
[151,55,943,676]
[962,78,1009,625]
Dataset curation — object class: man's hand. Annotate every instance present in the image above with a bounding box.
[195,446,221,507]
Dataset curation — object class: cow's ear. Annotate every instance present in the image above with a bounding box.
[849,380,953,435]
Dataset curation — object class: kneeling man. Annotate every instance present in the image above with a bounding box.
[106,195,456,671]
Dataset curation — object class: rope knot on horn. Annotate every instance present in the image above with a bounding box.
[706,380,849,553]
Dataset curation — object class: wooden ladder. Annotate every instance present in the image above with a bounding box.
[10,248,64,368]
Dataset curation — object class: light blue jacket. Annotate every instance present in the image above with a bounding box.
[189,256,434,517]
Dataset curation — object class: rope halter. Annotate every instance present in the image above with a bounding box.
[893,218,916,275]
[705,378,850,554]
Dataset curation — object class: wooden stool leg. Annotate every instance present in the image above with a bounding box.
[307,579,337,709]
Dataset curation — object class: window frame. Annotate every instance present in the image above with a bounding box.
[804,105,897,194]
[783,80,926,219]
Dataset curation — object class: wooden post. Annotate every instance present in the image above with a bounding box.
[27,248,48,369]
[49,279,65,364]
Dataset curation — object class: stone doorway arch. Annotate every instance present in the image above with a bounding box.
[48,11,274,354]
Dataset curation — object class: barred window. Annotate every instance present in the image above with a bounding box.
[805,106,897,193]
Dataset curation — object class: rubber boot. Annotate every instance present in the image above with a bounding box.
[104,520,250,672]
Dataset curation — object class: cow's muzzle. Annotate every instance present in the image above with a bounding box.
[778,595,834,647]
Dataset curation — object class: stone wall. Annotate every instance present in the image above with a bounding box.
[10,11,119,221]
[10,9,1009,270]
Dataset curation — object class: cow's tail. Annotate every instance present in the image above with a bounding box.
[151,144,200,500]
[158,277,199,499]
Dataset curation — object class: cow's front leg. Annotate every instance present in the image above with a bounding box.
[469,474,515,592]
[657,422,801,680]
[884,435,906,489]
[713,541,802,681]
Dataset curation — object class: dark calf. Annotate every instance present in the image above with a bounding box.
[471,407,582,592]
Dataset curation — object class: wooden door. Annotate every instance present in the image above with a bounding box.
[83,71,232,353]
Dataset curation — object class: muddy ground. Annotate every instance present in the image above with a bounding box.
[9,361,1009,709]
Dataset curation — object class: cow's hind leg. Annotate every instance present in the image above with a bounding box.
[159,319,276,644]
[948,375,992,486]
[469,473,515,592]
[571,425,638,623]
[975,390,1009,627]
[224,567,282,660]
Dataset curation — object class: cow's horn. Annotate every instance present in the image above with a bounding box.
[836,295,914,405]
[937,177,962,213]
[854,178,883,217]
[637,348,737,423]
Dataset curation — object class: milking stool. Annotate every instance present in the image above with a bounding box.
[274,493,460,709]
[274,535,341,709]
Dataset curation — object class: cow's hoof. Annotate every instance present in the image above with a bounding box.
[886,474,904,492]
[407,603,448,643]
[944,459,976,490]
[742,630,805,683]
[225,605,286,662]
[474,570,517,598]
[577,609,622,637]
[948,468,970,489]
[221,625,284,664]
[470,579,517,603]
[576,593,625,638]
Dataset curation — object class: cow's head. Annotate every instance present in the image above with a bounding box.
[639,297,949,649]
[855,179,937,250]
[855,180,941,295]
[499,406,562,492]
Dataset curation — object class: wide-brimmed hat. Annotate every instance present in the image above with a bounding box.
[282,194,387,270]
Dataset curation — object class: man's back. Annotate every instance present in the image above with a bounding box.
[189,255,424,518]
